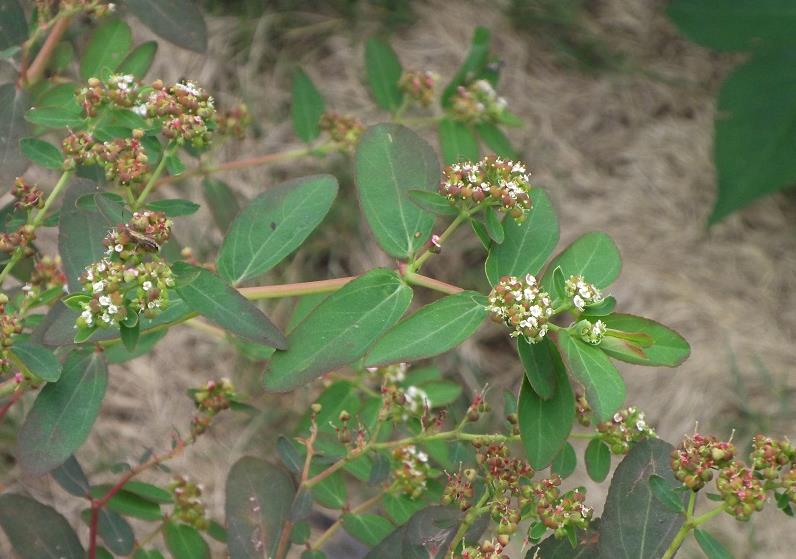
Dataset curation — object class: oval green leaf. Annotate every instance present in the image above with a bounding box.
[648,474,686,514]
[438,117,479,164]
[343,513,394,546]
[354,123,440,258]
[202,177,240,232]
[477,123,517,159]
[365,37,403,112]
[146,198,201,217]
[584,438,611,482]
[542,231,621,292]
[11,339,62,382]
[264,269,412,392]
[116,41,158,79]
[407,189,459,215]
[599,313,690,367]
[217,174,338,284]
[51,455,91,497]
[517,336,557,400]
[441,26,491,107]
[0,493,84,559]
[291,68,325,143]
[164,522,210,559]
[80,18,132,80]
[694,528,734,559]
[0,0,26,50]
[551,442,577,479]
[20,137,62,169]
[126,0,207,53]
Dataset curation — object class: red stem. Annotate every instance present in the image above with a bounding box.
[0,391,23,422]
[23,16,72,86]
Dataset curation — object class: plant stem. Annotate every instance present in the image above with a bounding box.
[411,212,469,272]
[447,491,489,556]
[403,271,463,295]
[23,15,72,86]
[310,491,384,551]
[660,497,727,559]
[133,143,176,210]
[0,390,23,422]
[0,169,74,285]
[240,276,356,300]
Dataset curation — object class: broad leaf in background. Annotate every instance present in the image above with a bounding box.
[172,262,287,349]
[355,124,440,258]
[485,189,559,285]
[441,27,492,107]
[542,231,621,292]
[0,83,31,182]
[437,118,479,164]
[11,339,62,382]
[364,37,404,112]
[0,493,84,559]
[599,314,690,366]
[291,68,325,143]
[0,0,27,50]
[517,336,557,400]
[709,52,796,223]
[217,175,338,284]
[584,438,611,482]
[18,351,108,476]
[94,508,135,556]
[117,41,158,79]
[557,329,625,423]
[518,348,574,469]
[667,0,796,52]
[343,513,393,546]
[202,177,240,232]
[164,522,210,559]
[125,0,208,53]
[80,18,132,80]
[365,291,486,366]
[226,456,295,559]
[51,455,91,497]
[599,439,687,558]
[264,269,412,392]
[20,137,63,169]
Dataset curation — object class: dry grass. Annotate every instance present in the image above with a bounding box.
[3,1,796,557]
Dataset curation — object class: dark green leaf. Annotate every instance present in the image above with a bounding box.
[297,380,361,434]
[0,493,84,559]
[477,123,517,158]
[422,381,463,407]
[310,467,347,509]
[365,37,404,112]
[542,232,621,292]
[648,474,686,513]
[526,521,601,558]
[343,513,393,546]
[407,190,459,215]
[437,118,479,164]
[599,314,690,367]
[120,322,139,351]
[599,439,688,559]
[11,339,62,382]
[207,520,228,543]
[584,438,611,482]
[484,207,504,243]
[165,153,186,175]
[122,481,173,504]
[441,27,491,106]
[471,218,490,248]
[173,262,287,349]
[96,508,135,555]
[164,522,210,559]
[90,486,163,520]
[226,456,295,559]
[25,105,84,128]
[105,329,166,363]
[20,137,62,169]
[354,123,440,258]
[365,291,486,366]
[147,198,201,217]
[291,68,325,142]
[217,174,338,284]
[51,455,90,497]
[0,0,26,50]
[557,329,625,424]
[80,18,132,80]
[277,435,303,473]
[35,82,79,109]
[126,0,207,53]
[264,269,412,392]
[517,336,556,400]
[518,351,574,469]
[18,350,108,476]
[485,189,559,285]
[116,41,158,79]
[382,492,426,525]
[202,178,240,232]
[551,442,577,479]
[694,528,734,559]
[0,83,30,182]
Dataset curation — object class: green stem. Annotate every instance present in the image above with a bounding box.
[0,169,74,285]
[661,498,727,559]
[403,272,463,295]
[133,143,177,210]
[310,491,384,551]
[411,212,469,272]
[447,491,489,556]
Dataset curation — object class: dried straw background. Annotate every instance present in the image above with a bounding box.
[3,1,796,557]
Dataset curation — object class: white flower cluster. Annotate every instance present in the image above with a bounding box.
[451,79,508,124]
[578,319,606,345]
[564,275,603,311]
[488,274,553,342]
[108,73,135,93]
[404,385,431,415]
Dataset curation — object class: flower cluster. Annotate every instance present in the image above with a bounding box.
[34,0,113,23]
[0,295,22,374]
[750,435,795,480]
[564,275,603,311]
[168,476,208,529]
[0,225,35,255]
[376,363,433,422]
[575,391,592,427]
[524,476,592,539]
[671,433,736,491]
[12,178,44,210]
[392,445,432,499]
[439,156,532,221]
[103,210,172,262]
[577,319,606,345]
[140,80,216,147]
[442,468,475,510]
[458,538,509,559]
[22,256,67,300]
[596,406,656,454]
[487,274,553,342]
[450,80,508,124]
[63,131,150,186]
[319,111,364,149]
[474,441,533,494]
[191,378,236,437]
[399,70,436,106]
[216,103,252,139]
[716,462,766,520]
[78,74,139,117]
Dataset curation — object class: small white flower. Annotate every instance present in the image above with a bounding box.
[573,295,585,310]
[132,103,148,117]
[107,304,118,315]
[101,313,111,323]
[115,244,124,253]
[99,295,111,306]
[142,281,153,291]
[92,281,105,293]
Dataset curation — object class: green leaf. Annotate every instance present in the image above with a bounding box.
[26,105,84,128]
[343,513,393,546]
[207,520,228,543]
[146,198,201,217]
[648,474,686,513]
[94,508,135,555]
[172,262,287,349]
[485,189,559,285]
[80,18,132,80]
[17,350,108,476]
[667,0,796,52]
[297,380,361,434]
[364,37,404,112]
[438,118,479,164]
[517,336,557,400]
[105,329,166,363]
[584,438,611,482]
[355,124,441,258]
[291,68,325,142]
[165,153,186,175]
[694,528,734,559]
[0,83,31,182]
[709,52,796,222]
[217,174,338,284]
[51,455,91,497]
[441,27,491,107]
[600,439,688,559]
[0,493,84,559]
[407,190,459,215]
[422,381,463,407]
[116,41,158,79]
[477,123,517,158]
[125,0,207,53]
[164,522,210,559]
[551,442,577,479]
[202,177,240,232]
[134,550,166,559]
[20,137,62,169]
[89,486,162,520]
[0,0,26,50]
[557,329,625,423]
[518,350,574,469]
[11,339,62,382]
[542,231,621,292]
[120,322,139,351]
[382,492,426,525]
[226,456,295,559]
[365,291,486,366]
[525,521,601,558]
[310,467,347,509]
[264,268,412,392]
[599,314,690,367]
[36,82,79,109]
[121,481,173,504]
[484,207,504,244]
